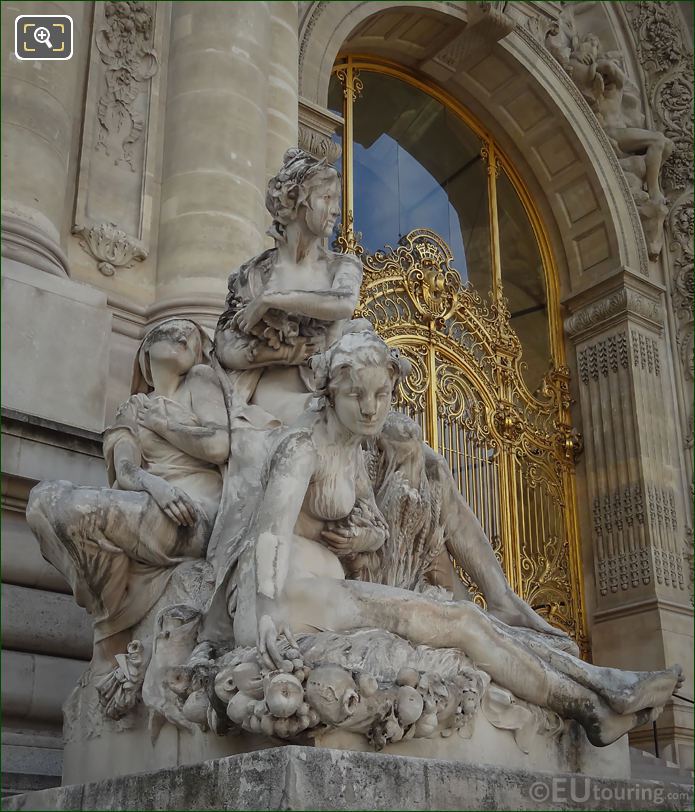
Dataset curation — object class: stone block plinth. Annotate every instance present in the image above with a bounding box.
[4,746,693,811]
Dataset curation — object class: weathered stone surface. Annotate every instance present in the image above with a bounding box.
[4,747,693,811]
[1,262,112,433]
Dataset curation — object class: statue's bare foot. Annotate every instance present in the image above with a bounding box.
[487,588,566,638]
[590,705,662,747]
[605,665,683,715]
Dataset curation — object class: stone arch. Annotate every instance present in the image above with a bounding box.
[298,1,649,301]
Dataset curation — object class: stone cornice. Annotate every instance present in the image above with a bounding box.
[564,274,665,340]
[1,407,103,450]
[593,596,694,622]
[298,98,343,163]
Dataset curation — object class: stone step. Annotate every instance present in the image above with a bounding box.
[630,748,694,786]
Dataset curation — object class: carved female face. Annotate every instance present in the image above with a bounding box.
[134,319,212,394]
[331,364,393,437]
[146,323,200,378]
[301,173,341,239]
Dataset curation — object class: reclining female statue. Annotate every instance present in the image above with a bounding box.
[232,326,681,747]
[27,319,229,672]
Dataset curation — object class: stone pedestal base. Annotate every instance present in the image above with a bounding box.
[4,747,693,811]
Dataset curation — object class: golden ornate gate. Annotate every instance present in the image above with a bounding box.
[332,56,588,648]
[355,228,587,646]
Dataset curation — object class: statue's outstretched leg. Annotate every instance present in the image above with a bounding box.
[281,575,681,746]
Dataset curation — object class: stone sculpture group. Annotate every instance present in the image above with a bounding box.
[27,148,682,774]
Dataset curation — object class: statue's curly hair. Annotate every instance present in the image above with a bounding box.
[309,323,411,402]
[265,148,339,243]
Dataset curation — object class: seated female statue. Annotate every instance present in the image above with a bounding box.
[214,147,363,427]
[27,319,229,672]
[233,327,681,747]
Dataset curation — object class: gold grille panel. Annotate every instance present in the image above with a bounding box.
[356,228,587,646]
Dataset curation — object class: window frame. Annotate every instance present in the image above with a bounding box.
[331,54,565,369]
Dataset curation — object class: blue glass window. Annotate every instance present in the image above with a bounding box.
[347,71,491,293]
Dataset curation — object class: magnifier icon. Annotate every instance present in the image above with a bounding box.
[34,26,52,49]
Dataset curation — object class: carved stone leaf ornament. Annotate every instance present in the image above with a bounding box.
[72,222,148,276]
[669,196,694,445]
[653,70,694,192]
[298,123,342,164]
[627,1,684,75]
[95,1,159,171]
[73,0,159,274]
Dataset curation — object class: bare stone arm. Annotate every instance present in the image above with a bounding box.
[596,55,625,90]
[253,432,318,667]
[423,446,566,638]
[112,434,166,495]
[237,256,362,334]
[254,433,317,602]
[112,436,198,527]
[215,327,319,371]
[150,421,229,466]
[261,280,357,322]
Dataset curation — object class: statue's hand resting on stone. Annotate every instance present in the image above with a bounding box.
[257,612,301,673]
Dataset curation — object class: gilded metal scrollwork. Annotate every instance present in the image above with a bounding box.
[335,66,364,101]
[333,210,364,257]
[392,344,428,417]
[357,227,587,649]
[520,535,574,626]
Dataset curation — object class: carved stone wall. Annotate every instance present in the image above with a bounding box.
[2,1,693,794]
[565,270,693,763]
[622,1,694,514]
[298,98,342,162]
[567,279,688,607]
[73,1,167,277]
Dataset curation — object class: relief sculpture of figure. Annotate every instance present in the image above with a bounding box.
[594,54,673,204]
[232,327,682,747]
[546,11,672,259]
[593,53,672,258]
[26,319,229,673]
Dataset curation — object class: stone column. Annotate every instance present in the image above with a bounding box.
[1,1,87,276]
[265,3,299,179]
[154,1,275,322]
[565,272,694,765]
